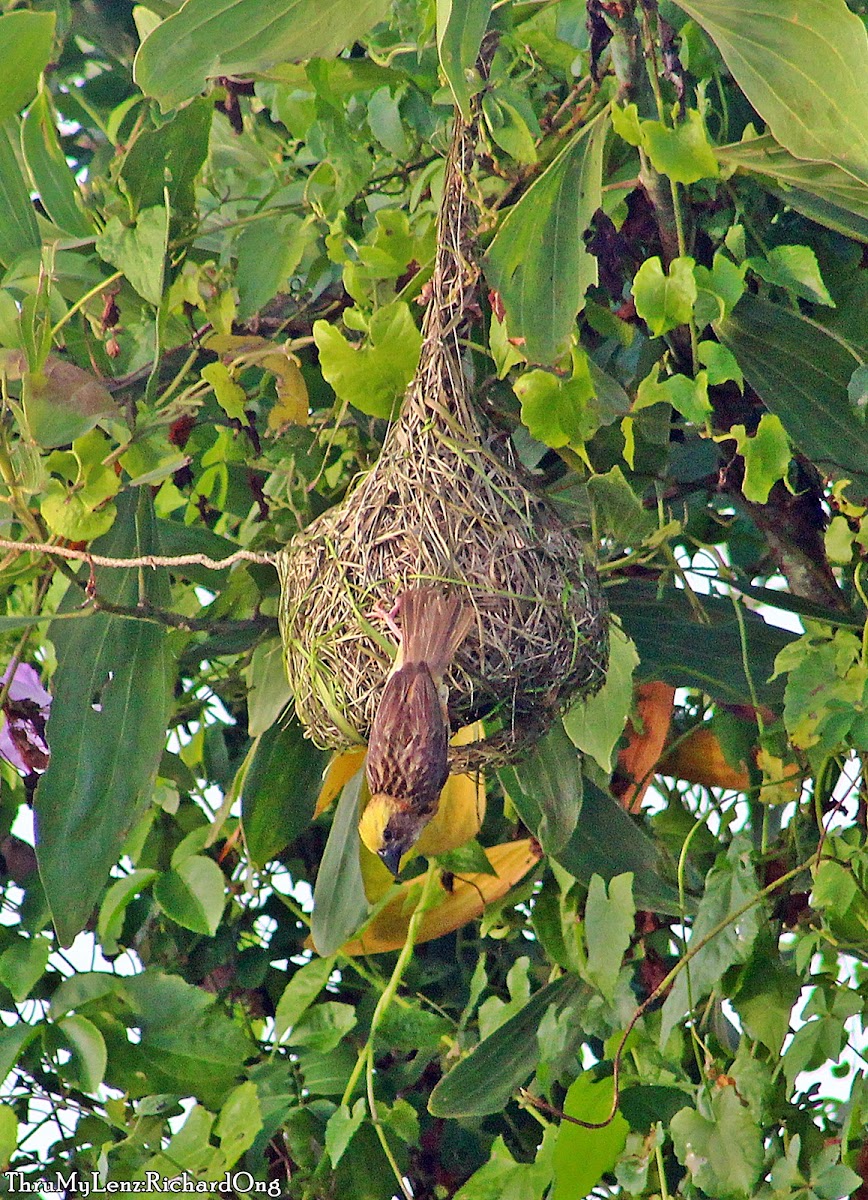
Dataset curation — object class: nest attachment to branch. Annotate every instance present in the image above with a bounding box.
[277,105,608,769]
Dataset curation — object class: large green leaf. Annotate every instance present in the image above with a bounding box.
[436,0,492,121]
[676,0,868,186]
[717,135,868,242]
[242,716,329,866]
[310,771,370,957]
[718,293,868,495]
[0,11,55,127]
[135,0,392,111]
[555,780,683,915]
[551,1075,629,1200]
[118,99,213,217]
[484,113,607,364]
[428,976,581,1117]
[35,491,172,945]
[119,971,253,1108]
[0,123,40,267]
[497,720,583,856]
[611,577,795,708]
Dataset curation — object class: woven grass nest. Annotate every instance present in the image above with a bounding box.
[277,107,609,770]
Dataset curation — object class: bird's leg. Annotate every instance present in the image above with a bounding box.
[369,598,402,644]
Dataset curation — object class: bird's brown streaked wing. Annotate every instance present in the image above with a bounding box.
[366,662,449,806]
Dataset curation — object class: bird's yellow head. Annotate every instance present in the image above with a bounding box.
[358,793,434,878]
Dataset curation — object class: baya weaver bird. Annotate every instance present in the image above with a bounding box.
[360,586,473,877]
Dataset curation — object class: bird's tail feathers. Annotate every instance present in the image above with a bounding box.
[400,587,473,677]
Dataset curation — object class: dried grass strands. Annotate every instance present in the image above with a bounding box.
[277,95,608,768]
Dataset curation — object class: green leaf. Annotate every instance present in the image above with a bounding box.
[564,622,638,772]
[0,1104,17,1170]
[727,413,791,503]
[436,0,491,121]
[635,364,712,425]
[632,256,697,336]
[275,956,336,1042]
[676,0,868,187]
[750,244,835,306]
[0,12,55,127]
[50,973,123,1021]
[428,976,581,1117]
[513,346,627,449]
[118,98,213,216]
[0,123,41,267]
[551,1074,629,1200]
[21,90,94,238]
[612,577,794,708]
[717,134,868,240]
[135,0,392,111]
[0,1024,39,1087]
[718,293,868,496]
[235,212,308,319]
[698,340,743,389]
[216,1081,262,1168]
[97,870,158,955]
[310,770,371,957]
[96,206,169,307]
[497,719,583,856]
[484,114,607,364]
[313,301,421,418]
[245,639,292,737]
[35,490,172,946]
[660,839,761,1047]
[641,109,718,184]
[121,971,252,1108]
[730,943,801,1056]
[56,1015,107,1094]
[153,855,225,936]
[585,873,635,1001]
[241,714,329,866]
[587,466,657,545]
[290,1001,357,1052]
[456,1127,556,1200]
[554,780,683,915]
[671,1088,764,1199]
[325,1098,366,1167]
[0,937,49,1003]
[436,839,497,876]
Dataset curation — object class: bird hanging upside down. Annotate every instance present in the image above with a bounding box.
[360,586,474,877]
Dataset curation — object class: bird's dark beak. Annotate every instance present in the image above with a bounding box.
[379,845,403,879]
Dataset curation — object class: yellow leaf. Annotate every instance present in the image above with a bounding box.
[266,355,309,429]
[315,748,366,819]
[756,747,801,806]
[335,839,542,955]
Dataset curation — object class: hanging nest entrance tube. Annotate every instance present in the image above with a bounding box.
[277,96,609,770]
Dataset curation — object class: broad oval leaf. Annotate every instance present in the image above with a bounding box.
[135,0,392,111]
[676,0,868,186]
[153,856,226,937]
[56,1015,108,1094]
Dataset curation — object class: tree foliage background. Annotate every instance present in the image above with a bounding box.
[1,0,868,1196]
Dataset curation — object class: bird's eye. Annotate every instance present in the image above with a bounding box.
[382,828,394,843]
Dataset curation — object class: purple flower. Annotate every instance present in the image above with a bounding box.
[0,663,51,775]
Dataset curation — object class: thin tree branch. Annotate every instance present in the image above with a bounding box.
[0,536,276,571]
